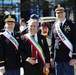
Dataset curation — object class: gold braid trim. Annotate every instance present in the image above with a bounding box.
[72,53,76,56]
[0,61,5,64]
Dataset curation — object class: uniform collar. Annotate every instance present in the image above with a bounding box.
[5,29,14,34]
[62,18,66,25]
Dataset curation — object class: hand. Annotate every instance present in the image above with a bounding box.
[50,58,54,66]
[69,59,76,66]
[43,63,50,74]
[43,66,50,75]
[27,57,36,65]
[0,68,5,73]
[44,63,50,69]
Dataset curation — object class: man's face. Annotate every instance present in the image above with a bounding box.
[5,21,15,30]
[28,21,38,35]
[56,11,65,20]
[20,21,25,26]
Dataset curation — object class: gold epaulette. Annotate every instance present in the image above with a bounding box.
[72,53,76,56]
[0,61,5,64]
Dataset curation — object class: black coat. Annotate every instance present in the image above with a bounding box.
[0,31,21,70]
[19,33,50,66]
[50,20,76,62]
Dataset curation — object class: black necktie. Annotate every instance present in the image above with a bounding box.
[60,23,63,28]
[11,32,14,36]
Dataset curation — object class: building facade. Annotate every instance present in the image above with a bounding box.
[0,0,20,22]
[0,0,74,24]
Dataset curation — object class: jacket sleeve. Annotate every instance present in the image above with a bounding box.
[19,35,27,61]
[0,35,5,67]
[50,24,55,59]
[71,22,76,59]
[42,35,50,63]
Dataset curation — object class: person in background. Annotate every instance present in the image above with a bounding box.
[30,14,39,21]
[19,19,50,75]
[0,14,21,75]
[38,22,49,38]
[50,4,76,75]
[45,22,51,30]
[27,14,39,23]
[38,22,50,48]
[19,18,28,35]
[27,14,40,27]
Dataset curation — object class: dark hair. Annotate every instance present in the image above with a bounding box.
[30,14,39,19]
[20,18,25,23]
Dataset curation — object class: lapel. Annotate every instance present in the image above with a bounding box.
[14,32,20,40]
[61,20,67,31]
[63,19,69,28]
[37,33,40,44]
[63,20,67,28]
[61,19,71,34]
[37,33,44,47]
[37,33,42,46]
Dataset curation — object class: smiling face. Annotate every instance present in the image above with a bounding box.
[5,21,15,31]
[28,20,38,35]
[55,11,66,21]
